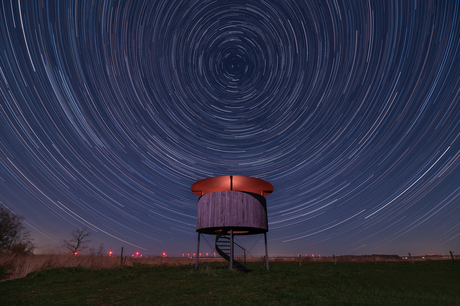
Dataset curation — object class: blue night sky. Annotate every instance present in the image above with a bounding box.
[1,0,459,257]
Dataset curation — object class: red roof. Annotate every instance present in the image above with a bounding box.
[191,176,273,197]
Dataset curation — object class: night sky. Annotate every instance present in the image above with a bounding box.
[1,0,460,257]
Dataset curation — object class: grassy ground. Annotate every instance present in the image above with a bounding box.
[1,260,459,305]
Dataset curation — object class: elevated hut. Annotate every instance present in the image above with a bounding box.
[191,176,273,270]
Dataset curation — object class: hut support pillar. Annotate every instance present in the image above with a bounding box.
[195,233,200,269]
[230,229,234,270]
[264,232,269,270]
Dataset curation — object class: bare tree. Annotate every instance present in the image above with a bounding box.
[89,243,105,256]
[0,205,35,255]
[96,243,105,256]
[62,227,92,254]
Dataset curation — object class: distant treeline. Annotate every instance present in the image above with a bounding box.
[272,254,455,262]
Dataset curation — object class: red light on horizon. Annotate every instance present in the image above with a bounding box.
[74,252,77,256]
[162,252,167,257]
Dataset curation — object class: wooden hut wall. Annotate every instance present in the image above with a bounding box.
[196,191,268,231]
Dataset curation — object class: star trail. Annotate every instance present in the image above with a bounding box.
[1,0,460,256]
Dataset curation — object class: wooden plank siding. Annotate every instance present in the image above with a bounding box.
[196,191,268,234]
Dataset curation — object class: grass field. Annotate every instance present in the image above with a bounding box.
[1,257,459,305]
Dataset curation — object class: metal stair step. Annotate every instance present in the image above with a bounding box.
[214,233,248,272]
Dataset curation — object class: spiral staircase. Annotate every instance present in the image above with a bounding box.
[215,233,248,271]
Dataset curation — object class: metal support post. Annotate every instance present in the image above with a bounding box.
[230,229,234,270]
[264,232,269,270]
[195,233,201,269]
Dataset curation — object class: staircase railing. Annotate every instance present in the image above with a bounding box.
[215,233,248,271]
[233,240,246,267]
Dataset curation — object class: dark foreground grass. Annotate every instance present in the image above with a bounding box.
[1,260,458,305]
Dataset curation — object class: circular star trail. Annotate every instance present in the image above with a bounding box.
[1,0,460,255]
